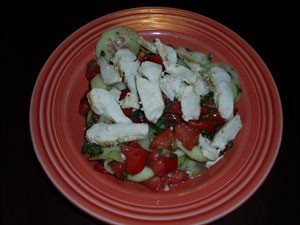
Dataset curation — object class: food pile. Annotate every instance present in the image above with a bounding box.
[79,26,242,191]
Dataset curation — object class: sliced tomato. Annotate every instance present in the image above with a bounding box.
[93,162,109,174]
[150,128,177,151]
[165,113,184,127]
[122,108,133,117]
[164,155,178,173]
[85,59,100,81]
[163,170,189,185]
[168,99,182,115]
[201,106,225,126]
[137,50,146,62]
[128,140,142,148]
[200,106,209,115]
[144,54,163,66]
[143,176,164,192]
[121,145,147,175]
[147,149,165,176]
[79,96,90,117]
[208,111,225,126]
[187,119,216,133]
[175,123,200,150]
[119,88,130,101]
[109,161,126,180]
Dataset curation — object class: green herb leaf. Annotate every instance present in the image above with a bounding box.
[82,142,102,157]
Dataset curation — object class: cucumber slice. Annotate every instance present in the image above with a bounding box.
[97,114,113,124]
[90,73,107,89]
[173,149,185,157]
[176,57,189,67]
[95,26,140,61]
[126,166,154,182]
[231,80,242,102]
[138,127,156,150]
[180,158,203,177]
[176,139,208,162]
[173,148,187,167]
[89,145,124,162]
[86,109,94,124]
[176,47,212,65]
[111,82,127,91]
[178,154,187,167]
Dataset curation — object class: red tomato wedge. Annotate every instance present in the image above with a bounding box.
[147,149,165,176]
[119,88,130,101]
[201,106,225,126]
[143,176,164,192]
[109,162,126,180]
[164,170,189,185]
[150,128,177,151]
[164,155,178,173]
[85,59,100,81]
[93,162,109,174]
[175,123,200,150]
[79,96,90,117]
[147,149,178,176]
[144,54,163,66]
[187,119,216,133]
[128,140,142,148]
[168,99,182,115]
[121,145,147,175]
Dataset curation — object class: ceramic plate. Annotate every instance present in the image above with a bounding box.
[30,7,282,224]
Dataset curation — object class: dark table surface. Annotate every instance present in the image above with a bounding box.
[2,1,299,225]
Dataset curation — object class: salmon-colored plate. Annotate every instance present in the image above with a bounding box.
[30,7,282,224]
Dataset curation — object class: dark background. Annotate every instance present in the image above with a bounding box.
[2,1,299,224]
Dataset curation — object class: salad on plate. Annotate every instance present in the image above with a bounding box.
[79,26,243,192]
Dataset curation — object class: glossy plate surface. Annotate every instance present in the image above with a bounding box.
[30,7,282,224]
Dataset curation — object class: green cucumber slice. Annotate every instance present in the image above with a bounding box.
[95,26,140,61]
[180,158,203,177]
[176,47,212,65]
[90,73,107,89]
[176,139,208,162]
[126,166,154,182]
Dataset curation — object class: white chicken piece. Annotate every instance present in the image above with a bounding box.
[209,66,234,120]
[120,92,140,109]
[138,61,162,82]
[111,49,140,109]
[168,64,209,96]
[211,114,242,150]
[86,123,149,146]
[97,57,122,85]
[199,115,242,155]
[198,115,242,168]
[160,74,187,101]
[112,49,139,92]
[198,134,220,161]
[198,134,224,168]
[205,156,224,169]
[87,88,132,123]
[136,61,165,123]
[153,38,177,71]
[181,86,200,121]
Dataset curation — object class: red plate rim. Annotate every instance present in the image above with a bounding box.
[30,7,283,224]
